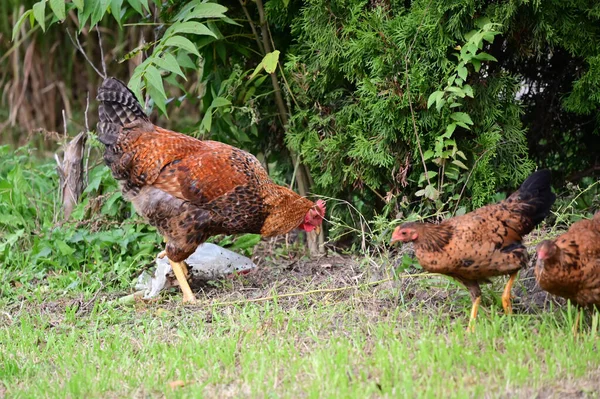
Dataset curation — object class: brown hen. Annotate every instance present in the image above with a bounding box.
[535,212,600,332]
[97,78,325,303]
[391,170,555,330]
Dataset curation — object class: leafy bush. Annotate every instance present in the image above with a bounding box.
[283,1,533,222]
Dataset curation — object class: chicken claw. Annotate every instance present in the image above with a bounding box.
[466,296,481,333]
[170,260,196,304]
[501,272,518,315]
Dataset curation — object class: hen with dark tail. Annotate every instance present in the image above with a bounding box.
[96,78,325,304]
[391,169,556,331]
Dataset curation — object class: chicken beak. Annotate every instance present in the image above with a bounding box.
[315,225,321,235]
[390,229,400,244]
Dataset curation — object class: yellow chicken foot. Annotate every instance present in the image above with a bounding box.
[502,272,518,315]
[467,296,481,333]
[170,260,196,304]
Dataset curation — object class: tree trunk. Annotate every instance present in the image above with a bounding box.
[254,0,324,255]
[55,131,87,219]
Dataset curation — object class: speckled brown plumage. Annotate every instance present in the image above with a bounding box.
[535,212,600,308]
[391,170,556,324]
[97,78,321,264]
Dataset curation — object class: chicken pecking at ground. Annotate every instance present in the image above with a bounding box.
[390,170,556,331]
[96,78,325,303]
[535,212,600,333]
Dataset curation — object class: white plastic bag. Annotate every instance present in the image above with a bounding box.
[135,243,256,299]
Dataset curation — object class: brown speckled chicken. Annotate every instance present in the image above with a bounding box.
[97,78,325,303]
[391,170,555,330]
[535,212,600,331]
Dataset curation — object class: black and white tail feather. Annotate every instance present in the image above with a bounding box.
[96,78,148,146]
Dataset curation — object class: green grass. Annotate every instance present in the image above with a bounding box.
[1,279,599,399]
[1,149,599,398]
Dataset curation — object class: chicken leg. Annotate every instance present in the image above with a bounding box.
[502,272,518,315]
[467,296,481,333]
[462,280,482,333]
[170,260,197,304]
[158,241,196,304]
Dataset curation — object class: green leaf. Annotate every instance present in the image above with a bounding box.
[127,0,143,15]
[446,87,465,98]
[32,1,46,32]
[482,31,499,43]
[216,42,226,63]
[91,0,111,27]
[49,0,65,20]
[252,74,269,88]
[153,53,186,79]
[164,35,200,57]
[221,16,241,26]
[127,75,144,104]
[167,21,217,38]
[176,52,196,69]
[146,84,167,116]
[463,84,474,98]
[73,0,84,11]
[422,149,434,161]
[474,52,498,62]
[424,184,440,200]
[445,168,459,180]
[457,64,468,80]
[444,123,457,138]
[78,0,95,30]
[418,171,438,184]
[450,112,473,125]
[435,95,446,112]
[250,50,280,79]
[427,90,443,109]
[182,3,228,21]
[12,10,32,41]
[56,240,76,256]
[144,65,166,99]
[200,109,213,132]
[452,160,469,170]
[211,97,231,108]
[263,50,280,73]
[455,150,467,160]
[110,0,123,25]
[475,17,491,29]
[138,0,149,12]
[173,2,197,20]
[464,29,477,41]
[472,59,481,72]
[229,234,261,251]
[0,229,24,252]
